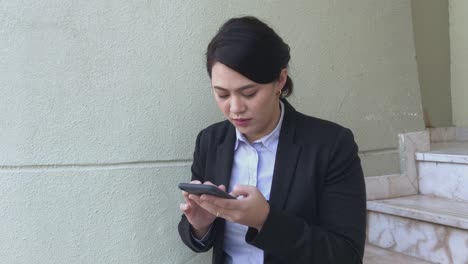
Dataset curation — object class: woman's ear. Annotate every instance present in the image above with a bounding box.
[277,68,288,94]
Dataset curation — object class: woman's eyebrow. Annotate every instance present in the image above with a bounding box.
[213,84,257,92]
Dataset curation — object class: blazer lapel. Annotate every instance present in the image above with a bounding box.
[215,124,236,189]
[269,100,302,210]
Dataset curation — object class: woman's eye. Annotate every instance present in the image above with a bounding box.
[244,93,256,98]
[217,94,229,99]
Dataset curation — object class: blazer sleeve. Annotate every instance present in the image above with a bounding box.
[245,128,367,263]
[178,130,217,253]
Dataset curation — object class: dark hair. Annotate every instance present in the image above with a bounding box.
[206,16,293,97]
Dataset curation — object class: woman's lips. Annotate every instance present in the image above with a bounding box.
[233,118,251,127]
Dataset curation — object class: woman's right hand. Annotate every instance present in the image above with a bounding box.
[179,180,225,239]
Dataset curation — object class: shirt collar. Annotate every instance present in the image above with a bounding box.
[234,101,285,152]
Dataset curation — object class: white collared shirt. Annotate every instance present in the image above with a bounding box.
[223,101,285,264]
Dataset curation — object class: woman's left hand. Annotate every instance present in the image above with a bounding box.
[196,185,270,231]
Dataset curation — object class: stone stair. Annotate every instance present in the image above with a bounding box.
[417,141,468,202]
[364,244,432,264]
[366,137,468,264]
[367,195,468,263]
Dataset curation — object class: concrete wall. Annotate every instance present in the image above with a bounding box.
[449,0,468,127]
[412,0,452,127]
[0,1,424,263]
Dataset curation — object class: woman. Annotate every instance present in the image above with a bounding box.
[178,16,366,264]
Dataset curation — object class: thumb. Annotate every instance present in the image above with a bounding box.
[231,185,255,197]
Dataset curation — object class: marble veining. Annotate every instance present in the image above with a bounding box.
[426,141,468,155]
[416,141,468,164]
[366,129,468,263]
[456,127,468,141]
[399,131,430,192]
[427,127,468,142]
[418,162,468,202]
[367,212,468,264]
[364,244,433,264]
[366,174,416,201]
[429,127,456,142]
[365,131,430,200]
[368,195,468,230]
[416,153,468,164]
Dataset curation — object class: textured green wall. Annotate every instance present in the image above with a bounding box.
[0,1,424,263]
[412,0,452,128]
[450,0,468,127]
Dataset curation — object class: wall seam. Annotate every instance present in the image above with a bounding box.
[0,160,193,172]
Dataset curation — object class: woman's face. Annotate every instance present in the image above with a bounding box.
[211,62,286,142]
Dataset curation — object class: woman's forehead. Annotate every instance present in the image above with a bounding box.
[211,63,257,89]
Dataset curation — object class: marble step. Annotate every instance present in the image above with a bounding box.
[367,195,468,264]
[416,141,468,202]
[416,141,468,164]
[364,244,433,264]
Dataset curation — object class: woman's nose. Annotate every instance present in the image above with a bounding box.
[229,96,245,114]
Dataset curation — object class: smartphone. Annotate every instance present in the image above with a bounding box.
[178,183,236,199]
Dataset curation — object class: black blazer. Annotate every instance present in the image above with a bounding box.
[178,99,366,264]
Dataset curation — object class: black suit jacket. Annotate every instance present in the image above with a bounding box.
[178,99,366,263]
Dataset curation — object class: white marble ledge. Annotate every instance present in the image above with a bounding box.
[364,244,432,264]
[367,195,468,230]
[426,141,468,154]
[418,162,468,202]
[428,127,456,142]
[415,152,468,164]
[415,141,468,164]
